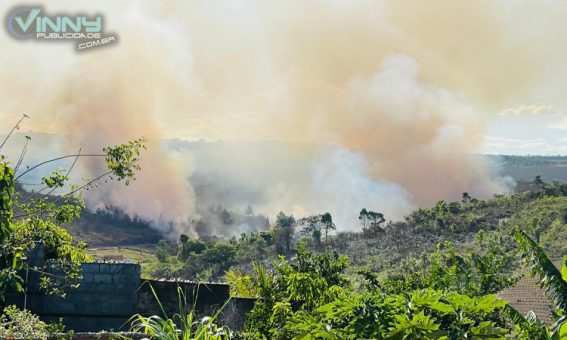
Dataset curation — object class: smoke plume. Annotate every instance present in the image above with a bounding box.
[1,0,566,235]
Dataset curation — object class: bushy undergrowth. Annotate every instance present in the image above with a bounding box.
[0,305,63,339]
[129,284,230,340]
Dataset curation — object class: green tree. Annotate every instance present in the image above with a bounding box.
[358,208,368,229]
[359,209,385,237]
[155,239,171,263]
[321,212,336,244]
[178,235,207,261]
[0,115,146,300]
[244,244,349,339]
[383,237,518,297]
[274,212,295,253]
[297,215,323,249]
[241,245,509,339]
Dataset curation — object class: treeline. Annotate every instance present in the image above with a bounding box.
[498,154,567,166]
[147,176,567,287]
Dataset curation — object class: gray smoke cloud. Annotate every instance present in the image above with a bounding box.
[3,0,566,237]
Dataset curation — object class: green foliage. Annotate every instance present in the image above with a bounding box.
[244,263,508,339]
[0,127,146,301]
[244,245,349,338]
[515,229,567,314]
[138,178,567,338]
[384,237,518,297]
[41,170,69,189]
[0,164,14,240]
[297,213,336,248]
[103,137,147,185]
[359,208,385,237]
[0,305,59,339]
[178,235,207,261]
[505,305,553,340]
[225,267,259,298]
[156,239,173,263]
[274,212,295,253]
[130,284,230,339]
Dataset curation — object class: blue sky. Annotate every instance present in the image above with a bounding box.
[482,107,567,155]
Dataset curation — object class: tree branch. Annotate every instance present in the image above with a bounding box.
[15,154,105,181]
[0,114,28,151]
[13,170,113,220]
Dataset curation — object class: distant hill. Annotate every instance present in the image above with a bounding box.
[60,152,564,250]
[14,184,163,247]
[489,155,567,183]
[64,207,164,247]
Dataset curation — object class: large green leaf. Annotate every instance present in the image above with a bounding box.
[561,256,567,284]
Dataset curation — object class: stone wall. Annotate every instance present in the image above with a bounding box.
[137,279,230,316]
[5,262,255,332]
[136,279,254,330]
[8,263,141,331]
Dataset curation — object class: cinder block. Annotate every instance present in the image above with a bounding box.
[43,300,76,314]
[108,264,124,274]
[99,263,110,273]
[110,301,136,315]
[81,263,99,273]
[81,273,94,283]
[112,274,136,284]
[93,273,112,283]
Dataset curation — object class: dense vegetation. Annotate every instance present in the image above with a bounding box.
[146,178,567,282]
[0,116,147,338]
[3,118,567,338]
[124,226,567,339]
[130,176,567,338]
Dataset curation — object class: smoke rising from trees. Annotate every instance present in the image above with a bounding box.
[1,0,565,236]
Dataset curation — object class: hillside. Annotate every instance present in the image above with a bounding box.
[53,154,567,252]
[14,184,163,247]
[493,154,567,183]
[47,154,567,260]
[65,208,163,247]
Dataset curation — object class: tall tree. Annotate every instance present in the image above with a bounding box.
[274,212,295,253]
[321,212,336,244]
[359,208,369,229]
[297,215,323,249]
[361,209,385,236]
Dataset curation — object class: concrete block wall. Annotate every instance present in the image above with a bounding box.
[137,279,230,317]
[5,262,256,332]
[136,280,255,331]
[8,262,141,332]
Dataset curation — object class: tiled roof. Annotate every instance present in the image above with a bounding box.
[498,274,554,325]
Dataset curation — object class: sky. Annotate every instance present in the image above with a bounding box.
[2,0,567,233]
[1,0,566,156]
[482,107,567,155]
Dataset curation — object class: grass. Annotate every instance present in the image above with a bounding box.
[128,282,231,339]
[88,245,160,278]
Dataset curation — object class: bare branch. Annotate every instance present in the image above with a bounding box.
[20,149,83,205]
[15,154,105,181]
[44,148,82,197]
[52,170,113,205]
[0,114,29,150]
[14,136,31,173]
[13,170,113,220]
